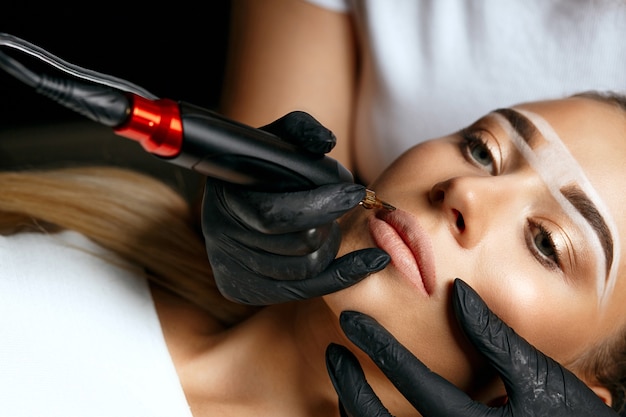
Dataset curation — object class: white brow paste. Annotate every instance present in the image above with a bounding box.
[493,109,620,310]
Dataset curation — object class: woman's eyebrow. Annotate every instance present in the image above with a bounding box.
[492,107,617,303]
[561,184,614,279]
[494,107,614,278]
[494,108,541,148]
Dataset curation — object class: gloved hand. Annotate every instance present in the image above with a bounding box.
[325,278,618,417]
[201,111,390,305]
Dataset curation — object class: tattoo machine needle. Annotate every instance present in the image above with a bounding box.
[360,189,396,211]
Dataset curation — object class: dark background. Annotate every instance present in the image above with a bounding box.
[0,3,232,128]
[0,4,233,197]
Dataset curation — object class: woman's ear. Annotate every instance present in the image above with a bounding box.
[589,384,612,408]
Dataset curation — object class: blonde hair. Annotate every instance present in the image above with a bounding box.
[0,165,257,326]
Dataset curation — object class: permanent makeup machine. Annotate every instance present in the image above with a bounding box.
[0,33,394,211]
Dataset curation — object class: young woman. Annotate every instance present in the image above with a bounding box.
[1,92,624,416]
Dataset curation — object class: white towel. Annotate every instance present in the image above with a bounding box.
[0,230,192,417]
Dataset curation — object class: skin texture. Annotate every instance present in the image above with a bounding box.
[154,97,626,416]
[221,0,356,170]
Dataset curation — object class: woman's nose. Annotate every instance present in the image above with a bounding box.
[428,176,520,249]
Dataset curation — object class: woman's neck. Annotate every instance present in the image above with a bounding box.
[152,285,344,416]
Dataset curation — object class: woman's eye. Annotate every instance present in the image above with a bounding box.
[527,221,562,271]
[461,129,496,174]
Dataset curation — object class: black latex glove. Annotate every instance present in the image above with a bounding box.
[325,278,618,417]
[201,111,390,305]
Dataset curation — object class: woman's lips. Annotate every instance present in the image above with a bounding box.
[368,209,436,297]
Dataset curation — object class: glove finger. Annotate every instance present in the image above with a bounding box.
[452,279,543,389]
[211,248,389,305]
[226,224,333,257]
[259,110,337,155]
[338,401,349,417]
[452,279,613,415]
[223,182,366,234]
[325,343,393,417]
[207,222,341,281]
[206,200,334,256]
[203,181,336,256]
[339,310,494,417]
[275,248,390,295]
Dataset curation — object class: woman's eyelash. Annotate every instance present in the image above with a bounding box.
[526,221,562,272]
[460,128,497,174]
[460,129,563,273]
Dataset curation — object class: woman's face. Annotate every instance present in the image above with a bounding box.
[324,97,626,397]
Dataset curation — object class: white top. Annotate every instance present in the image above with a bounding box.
[306,0,626,184]
[0,230,192,417]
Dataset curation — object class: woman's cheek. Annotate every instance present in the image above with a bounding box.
[471,261,589,362]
